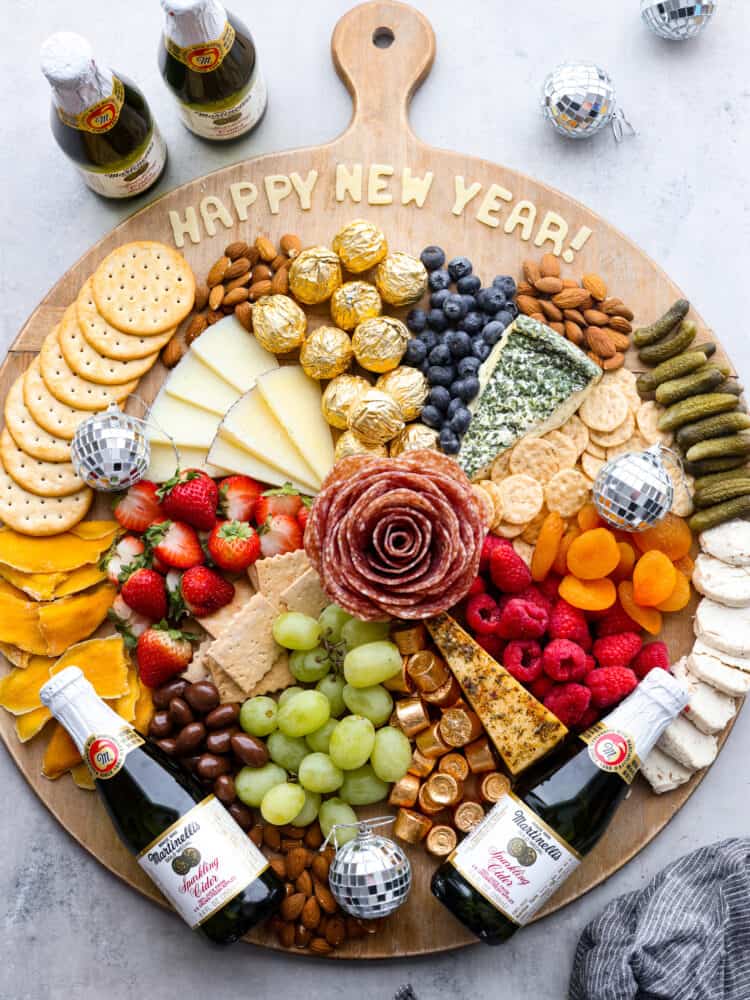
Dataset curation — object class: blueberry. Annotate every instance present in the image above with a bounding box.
[493,275,517,297]
[457,356,481,377]
[457,274,481,295]
[471,338,491,362]
[427,365,455,388]
[447,256,473,281]
[460,294,477,313]
[428,269,451,292]
[447,397,464,419]
[406,308,427,334]
[428,343,452,366]
[482,320,505,346]
[427,309,448,333]
[443,294,468,322]
[450,379,466,399]
[505,301,519,320]
[459,311,485,336]
[418,328,438,351]
[439,427,461,455]
[403,338,427,367]
[420,245,446,271]
[430,289,450,309]
[429,386,451,412]
[421,405,444,430]
[458,376,480,401]
[445,330,472,359]
[449,406,472,434]
[477,287,507,314]
[494,310,514,328]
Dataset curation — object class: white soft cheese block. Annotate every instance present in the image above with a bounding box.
[693,553,750,607]
[148,389,221,449]
[694,598,750,657]
[256,367,335,484]
[164,352,240,416]
[671,657,737,735]
[688,651,750,697]
[641,747,694,794]
[208,433,316,496]
[190,316,278,394]
[147,441,225,483]
[699,519,750,567]
[692,638,750,673]
[657,715,718,771]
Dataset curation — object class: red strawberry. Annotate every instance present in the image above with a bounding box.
[208,520,261,572]
[158,469,218,531]
[255,484,304,523]
[108,594,150,648]
[181,565,235,617]
[297,505,310,533]
[258,513,303,557]
[490,545,532,593]
[218,474,262,521]
[104,535,146,584]
[146,520,204,569]
[114,480,163,533]
[137,623,197,688]
[121,568,168,620]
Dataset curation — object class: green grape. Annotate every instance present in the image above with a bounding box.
[289,646,331,683]
[267,731,309,772]
[239,696,278,737]
[371,726,412,782]
[272,611,322,651]
[291,789,321,827]
[342,683,393,726]
[318,603,352,643]
[235,762,286,808]
[278,686,305,707]
[260,782,306,825]
[298,752,344,794]
[339,763,390,805]
[277,689,330,738]
[329,714,375,770]
[343,641,402,688]
[319,797,358,845]
[341,618,391,650]
[306,718,338,754]
[316,674,347,717]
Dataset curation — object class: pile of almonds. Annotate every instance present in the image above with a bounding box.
[162,233,302,368]
[255,820,383,954]
[516,254,635,370]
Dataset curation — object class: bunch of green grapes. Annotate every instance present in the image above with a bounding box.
[233,604,413,843]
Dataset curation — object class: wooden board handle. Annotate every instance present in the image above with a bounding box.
[331,0,436,141]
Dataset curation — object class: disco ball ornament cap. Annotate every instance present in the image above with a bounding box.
[541,62,635,142]
[71,403,151,491]
[326,818,412,920]
[641,0,717,41]
[593,444,676,532]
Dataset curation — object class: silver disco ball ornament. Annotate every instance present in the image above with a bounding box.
[542,62,634,141]
[641,0,717,40]
[593,445,676,532]
[325,817,411,920]
[71,403,150,491]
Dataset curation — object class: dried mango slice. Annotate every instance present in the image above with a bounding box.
[15,706,52,742]
[0,524,118,573]
[49,635,130,699]
[52,563,107,598]
[71,764,95,790]
[0,656,55,714]
[42,722,82,779]
[133,682,154,734]
[0,642,32,669]
[0,582,48,655]
[70,520,119,541]
[39,582,117,656]
[113,666,139,723]
[0,566,68,601]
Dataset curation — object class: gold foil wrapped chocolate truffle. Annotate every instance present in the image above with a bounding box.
[330,281,382,332]
[347,388,405,445]
[252,294,307,354]
[389,422,439,456]
[299,326,353,380]
[288,246,342,305]
[321,374,371,430]
[331,219,388,273]
[376,366,429,421]
[334,431,388,461]
[375,251,428,307]
[352,317,410,374]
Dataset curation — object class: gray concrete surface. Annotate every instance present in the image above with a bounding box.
[1,1,749,997]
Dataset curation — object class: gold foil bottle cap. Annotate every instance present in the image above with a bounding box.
[351,317,410,375]
[375,251,428,307]
[406,651,450,694]
[415,720,451,759]
[388,773,421,809]
[391,624,428,656]
[376,366,429,422]
[426,825,458,858]
[439,707,483,748]
[418,782,445,816]
[330,280,382,332]
[334,431,388,462]
[347,388,405,445]
[421,674,462,708]
[438,752,470,783]
[395,696,430,738]
[321,374,372,430]
[394,807,432,844]
[480,772,511,803]
[425,772,463,807]
[407,747,437,778]
[464,736,496,774]
[331,219,388,273]
[453,801,485,833]
[251,294,307,353]
[299,325,353,380]
[288,246,342,304]
[389,422,439,457]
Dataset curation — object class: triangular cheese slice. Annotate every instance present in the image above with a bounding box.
[147,441,225,483]
[164,353,240,416]
[148,389,222,449]
[208,433,317,495]
[190,315,278,394]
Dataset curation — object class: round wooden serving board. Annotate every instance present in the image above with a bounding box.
[0,1,740,959]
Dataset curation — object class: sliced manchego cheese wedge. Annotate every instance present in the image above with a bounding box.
[189,315,278,394]
[208,432,317,496]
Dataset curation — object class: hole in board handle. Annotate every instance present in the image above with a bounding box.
[372,26,395,48]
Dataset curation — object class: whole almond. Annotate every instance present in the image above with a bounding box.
[549,322,565,336]
[311,854,330,882]
[530,312,546,323]
[563,308,587,326]
[225,272,252,292]
[608,316,632,334]
[224,257,251,280]
[207,256,230,287]
[249,823,264,849]
[161,337,185,369]
[264,825,282,851]
[234,301,253,331]
[194,283,209,311]
[583,309,609,327]
[252,263,273,282]
[539,299,563,322]
[284,882,295,898]
[603,352,625,370]
[325,917,346,948]
[277,923,295,948]
[516,294,542,316]
[301,896,321,930]
[587,351,604,369]
[534,276,564,295]
[270,254,288,272]
[271,268,289,294]
[582,273,608,301]
[309,937,333,955]
[610,303,634,321]
[223,287,250,307]
[522,259,542,285]
[608,329,631,352]
[206,309,224,325]
[245,246,260,268]
[552,287,591,309]
[281,825,306,840]
[295,924,311,948]
[256,235,277,261]
[561,278,580,289]
[208,284,225,310]
[280,233,302,258]
[269,857,287,879]
[516,281,536,296]
[600,297,625,315]
[185,313,208,344]
[585,326,616,358]
[281,893,306,922]
[304,825,324,850]
[225,240,251,261]
[540,253,561,278]
[295,870,313,896]
[314,879,338,915]
[564,321,584,345]
[285,847,311,881]
[249,279,273,300]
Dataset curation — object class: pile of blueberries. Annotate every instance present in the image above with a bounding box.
[403,246,518,455]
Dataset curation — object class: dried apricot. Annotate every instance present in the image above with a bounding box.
[633,551,677,607]
[566,528,620,580]
[531,512,566,582]
[674,553,695,576]
[611,542,636,583]
[552,526,580,577]
[577,502,603,532]
[656,570,691,612]
[618,581,663,635]
[634,513,692,561]
[559,575,616,612]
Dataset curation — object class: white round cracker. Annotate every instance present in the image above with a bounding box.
[590,411,636,449]
[579,385,629,433]
[606,433,650,461]
[521,507,549,544]
[585,441,606,460]
[636,400,674,446]
[39,325,137,411]
[559,414,589,457]
[472,482,498,530]
[77,278,176,360]
[0,452,92,535]
[0,428,83,498]
[512,538,535,568]
[581,452,606,480]
[543,430,578,470]
[601,368,641,413]
[509,437,559,483]
[24,358,89,441]
[476,480,504,528]
[666,463,694,517]
[545,468,590,517]
[4,374,71,463]
[58,303,158,385]
[491,520,525,539]
[490,448,513,483]
[498,474,544,525]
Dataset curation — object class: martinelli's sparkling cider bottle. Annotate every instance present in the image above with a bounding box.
[159,0,267,141]
[41,668,283,944]
[431,669,688,944]
[40,33,167,199]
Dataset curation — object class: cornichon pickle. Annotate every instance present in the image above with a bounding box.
[686,455,748,476]
[633,299,690,348]
[698,359,731,377]
[676,412,750,450]
[639,320,697,366]
[722,378,745,397]
[658,393,739,431]
[689,495,750,533]
[694,479,750,508]
[655,367,725,407]
[693,466,750,493]
[636,350,712,395]
[686,434,750,464]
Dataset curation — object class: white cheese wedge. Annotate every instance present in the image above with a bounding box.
[220,388,320,490]
[692,638,750,673]
[256,367,335,484]
[688,651,750,697]
[694,598,750,657]
[699,519,750,567]
[671,657,737,735]
[208,432,316,496]
[147,441,225,483]
[657,715,718,771]
[641,747,694,794]
[693,553,750,607]
[165,353,240,416]
[147,390,221,449]
[190,315,278,394]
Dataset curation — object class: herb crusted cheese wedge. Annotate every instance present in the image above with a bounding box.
[458,316,602,479]
[426,613,568,775]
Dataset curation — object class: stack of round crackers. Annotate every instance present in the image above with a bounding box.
[1,241,194,536]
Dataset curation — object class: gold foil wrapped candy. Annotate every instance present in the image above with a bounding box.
[299,326,353,380]
[334,431,388,461]
[321,374,371,430]
[375,251,428,307]
[330,281,382,332]
[252,294,307,354]
[389,423,439,456]
[332,219,388,273]
[352,317,410,374]
[347,388,405,445]
[288,246,342,305]
[376,366,429,421]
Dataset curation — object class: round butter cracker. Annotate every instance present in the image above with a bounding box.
[59,303,158,384]
[475,480,504,528]
[490,448,513,483]
[521,507,549,544]
[601,367,641,413]
[581,451,606,480]
[636,400,674,446]
[491,520,525,539]
[579,385,629,433]
[0,453,92,536]
[0,429,83,498]
[606,433,650,461]
[24,358,89,440]
[512,538,535,568]
[509,437,559,483]
[498,474,544,525]
[77,278,175,360]
[545,468,590,517]
[559,414,589,457]
[4,374,71,462]
[39,326,137,411]
[589,411,636,449]
[472,483,497,531]
[542,430,578,470]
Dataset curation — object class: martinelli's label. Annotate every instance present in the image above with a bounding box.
[165,21,235,73]
[57,76,125,133]
[449,792,580,926]
[77,127,167,199]
[580,722,640,784]
[177,66,267,140]
[84,727,144,780]
[137,795,269,929]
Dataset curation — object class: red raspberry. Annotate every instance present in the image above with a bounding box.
[467,576,486,597]
[466,593,502,636]
[475,633,505,660]
[593,632,642,668]
[490,545,532,594]
[585,655,596,673]
[596,600,639,637]
[542,638,588,681]
[503,640,543,683]
[575,705,600,731]
[548,599,592,649]
[529,675,555,701]
[631,641,670,679]
[516,585,553,618]
[544,683,592,727]
[585,666,638,709]
[480,535,511,573]
[496,597,549,640]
